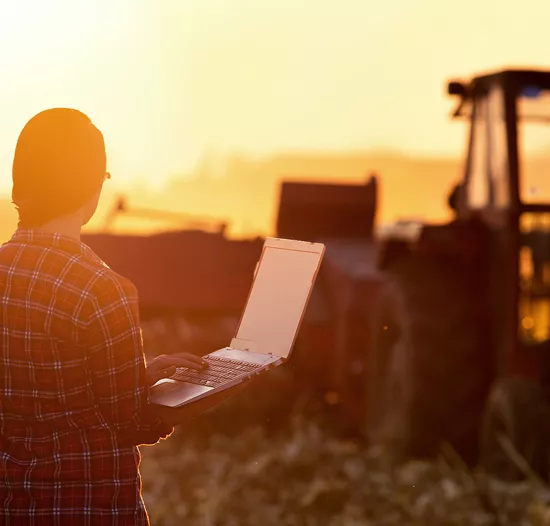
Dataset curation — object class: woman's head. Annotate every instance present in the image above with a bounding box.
[12,108,107,228]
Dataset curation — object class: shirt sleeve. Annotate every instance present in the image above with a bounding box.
[80,272,174,447]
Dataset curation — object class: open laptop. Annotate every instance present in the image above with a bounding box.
[149,237,325,408]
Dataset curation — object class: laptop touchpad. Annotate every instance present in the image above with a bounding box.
[150,379,214,407]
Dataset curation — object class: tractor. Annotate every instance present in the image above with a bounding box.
[367,68,550,479]
[82,68,550,478]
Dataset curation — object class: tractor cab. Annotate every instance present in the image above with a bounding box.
[449,69,550,378]
[368,69,550,472]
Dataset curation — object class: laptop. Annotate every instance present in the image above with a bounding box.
[149,237,325,408]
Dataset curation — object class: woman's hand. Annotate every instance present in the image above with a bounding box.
[146,352,206,387]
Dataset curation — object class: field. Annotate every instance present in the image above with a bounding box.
[140,415,550,526]
[139,319,550,525]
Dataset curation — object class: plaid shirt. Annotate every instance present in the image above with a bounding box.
[0,229,174,525]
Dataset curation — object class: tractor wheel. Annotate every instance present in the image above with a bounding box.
[367,260,492,464]
[480,378,550,482]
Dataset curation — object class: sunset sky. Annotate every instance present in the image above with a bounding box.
[1,0,550,194]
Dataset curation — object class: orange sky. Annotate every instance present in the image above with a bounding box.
[2,0,550,194]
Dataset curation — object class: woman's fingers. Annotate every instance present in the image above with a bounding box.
[169,352,207,368]
[149,353,206,373]
[146,353,209,386]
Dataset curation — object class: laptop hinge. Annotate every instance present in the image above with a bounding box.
[230,338,258,353]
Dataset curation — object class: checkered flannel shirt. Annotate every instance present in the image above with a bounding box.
[0,229,174,525]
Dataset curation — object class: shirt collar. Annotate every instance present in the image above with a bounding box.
[7,229,107,267]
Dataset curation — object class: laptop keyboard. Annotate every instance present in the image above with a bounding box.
[171,355,263,388]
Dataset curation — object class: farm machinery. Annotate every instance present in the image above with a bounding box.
[83,68,550,479]
[368,68,550,478]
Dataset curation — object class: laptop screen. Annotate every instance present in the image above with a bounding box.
[231,242,323,359]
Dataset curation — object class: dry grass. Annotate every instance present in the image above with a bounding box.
[140,417,549,526]
[139,319,550,525]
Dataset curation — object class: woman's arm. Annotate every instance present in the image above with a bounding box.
[79,270,251,444]
[80,272,176,446]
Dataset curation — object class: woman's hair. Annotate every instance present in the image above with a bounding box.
[12,108,106,228]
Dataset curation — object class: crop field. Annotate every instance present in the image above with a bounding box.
[140,415,550,526]
[140,319,550,526]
